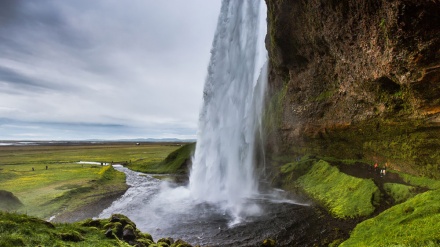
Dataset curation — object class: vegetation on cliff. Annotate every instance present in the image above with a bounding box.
[264,0,440,178]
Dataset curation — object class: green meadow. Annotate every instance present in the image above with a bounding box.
[0,143,182,220]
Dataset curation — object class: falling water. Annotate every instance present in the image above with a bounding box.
[189,0,266,221]
[99,3,315,244]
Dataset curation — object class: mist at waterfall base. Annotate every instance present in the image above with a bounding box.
[100,1,312,245]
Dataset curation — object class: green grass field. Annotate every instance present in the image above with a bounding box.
[0,143,182,219]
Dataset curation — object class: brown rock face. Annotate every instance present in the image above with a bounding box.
[264,0,440,177]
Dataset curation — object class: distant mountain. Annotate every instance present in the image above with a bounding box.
[115,138,196,143]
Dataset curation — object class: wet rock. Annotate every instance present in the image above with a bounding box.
[123,225,136,241]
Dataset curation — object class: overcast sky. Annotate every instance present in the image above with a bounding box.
[0,1,268,141]
[0,0,226,140]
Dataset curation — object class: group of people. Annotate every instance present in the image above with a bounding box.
[374,162,388,177]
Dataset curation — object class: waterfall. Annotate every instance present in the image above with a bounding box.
[189,0,266,221]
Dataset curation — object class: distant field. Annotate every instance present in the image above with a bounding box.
[0,143,181,220]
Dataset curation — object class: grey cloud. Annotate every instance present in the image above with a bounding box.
[0,0,20,24]
[0,0,222,140]
[0,66,44,88]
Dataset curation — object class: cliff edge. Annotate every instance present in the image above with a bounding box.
[264,0,440,178]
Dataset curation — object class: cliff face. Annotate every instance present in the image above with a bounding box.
[264,0,440,178]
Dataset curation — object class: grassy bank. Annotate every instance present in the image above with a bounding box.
[126,143,195,174]
[282,159,379,218]
[0,143,181,220]
[340,189,440,246]
[277,156,440,246]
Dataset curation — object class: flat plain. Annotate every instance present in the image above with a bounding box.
[0,142,180,220]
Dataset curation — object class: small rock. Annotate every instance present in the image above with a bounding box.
[110,215,121,223]
[123,227,136,241]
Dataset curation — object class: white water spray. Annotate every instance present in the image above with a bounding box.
[189,0,267,220]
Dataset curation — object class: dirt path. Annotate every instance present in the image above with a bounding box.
[334,162,427,216]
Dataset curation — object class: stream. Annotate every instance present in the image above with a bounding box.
[99,165,325,246]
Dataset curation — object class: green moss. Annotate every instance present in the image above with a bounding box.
[0,212,125,246]
[261,238,277,246]
[60,230,84,242]
[297,160,379,218]
[280,155,315,174]
[340,189,440,246]
[313,90,336,102]
[384,183,417,203]
[396,172,440,190]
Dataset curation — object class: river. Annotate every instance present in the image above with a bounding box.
[99,165,328,246]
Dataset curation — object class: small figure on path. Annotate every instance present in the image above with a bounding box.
[374,163,378,173]
[32,167,34,171]
[46,165,48,170]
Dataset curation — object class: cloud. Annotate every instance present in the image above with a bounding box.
[0,0,221,140]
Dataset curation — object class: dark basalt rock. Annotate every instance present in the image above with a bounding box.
[264,0,440,178]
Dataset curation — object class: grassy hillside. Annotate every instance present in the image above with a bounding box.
[127,143,195,174]
[340,189,440,246]
[277,156,440,246]
[298,160,378,218]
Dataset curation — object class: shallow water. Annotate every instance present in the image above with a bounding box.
[99,165,321,246]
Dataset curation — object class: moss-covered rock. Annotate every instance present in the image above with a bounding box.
[0,211,193,247]
[60,230,84,242]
